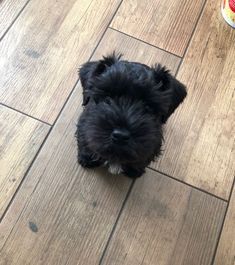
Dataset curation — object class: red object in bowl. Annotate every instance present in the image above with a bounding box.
[229,0,235,12]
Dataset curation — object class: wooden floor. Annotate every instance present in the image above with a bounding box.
[0,0,234,264]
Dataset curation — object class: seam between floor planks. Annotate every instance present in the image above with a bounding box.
[108,27,182,59]
[99,180,135,265]
[147,167,228,202]
[0,103,51,126]
[109,0,208,64]
[0,125,52,223]
[0,0,31,42]
[97,167,229,264]
[174,0,208,76]
[210,177,235,265]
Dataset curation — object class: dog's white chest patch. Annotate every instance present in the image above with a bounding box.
[105,162,122,175]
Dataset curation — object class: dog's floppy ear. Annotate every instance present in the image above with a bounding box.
[152,64,187,123]
[79,52,122,106]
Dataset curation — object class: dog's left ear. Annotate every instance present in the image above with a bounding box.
[152,64,187,123]
[79,52,122,105]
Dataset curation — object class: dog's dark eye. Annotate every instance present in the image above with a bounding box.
[144,105,152,113]
[104,97,112,104]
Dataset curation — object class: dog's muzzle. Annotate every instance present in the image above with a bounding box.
[111,128,130,144]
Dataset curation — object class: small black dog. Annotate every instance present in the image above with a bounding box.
[76,53,187,178]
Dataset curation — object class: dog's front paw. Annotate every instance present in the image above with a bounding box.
[78,153,103,168]
[123,166,145,179]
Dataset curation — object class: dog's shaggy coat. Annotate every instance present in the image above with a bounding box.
[76,53,187,178]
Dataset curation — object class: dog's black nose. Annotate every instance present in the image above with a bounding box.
[112,129,130,143]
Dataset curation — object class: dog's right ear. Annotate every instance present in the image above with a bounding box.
[79,52,122,106]
[152,64,187,123]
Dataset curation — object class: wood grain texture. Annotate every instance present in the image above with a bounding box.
[214,183,235,265]
[111,0,205,56]
[0,31,180,263]
[0,0,28,39]
[0,86,132,265]
[0,0,122,124]
[92,28,180,74]
[0,105,49,219]
[151,0,235,199]
[101,170,226,265]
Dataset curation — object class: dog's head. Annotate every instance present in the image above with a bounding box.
[78,53,187,164]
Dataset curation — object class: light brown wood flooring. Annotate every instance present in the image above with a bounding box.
[0,0,234,264]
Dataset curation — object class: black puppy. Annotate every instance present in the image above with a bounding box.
[76,53,187,178]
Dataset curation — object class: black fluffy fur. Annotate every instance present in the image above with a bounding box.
[76,53,187,178]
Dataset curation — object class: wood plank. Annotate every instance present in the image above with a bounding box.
[101,170,226,265]
[151,0,235,199]
[0,31,180,263]
[0,0,122,124]
[111,0,205,56]
[92,28,180,74]
[214,183,235,265]
[0,105,49,219]
[0,0,28,39]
